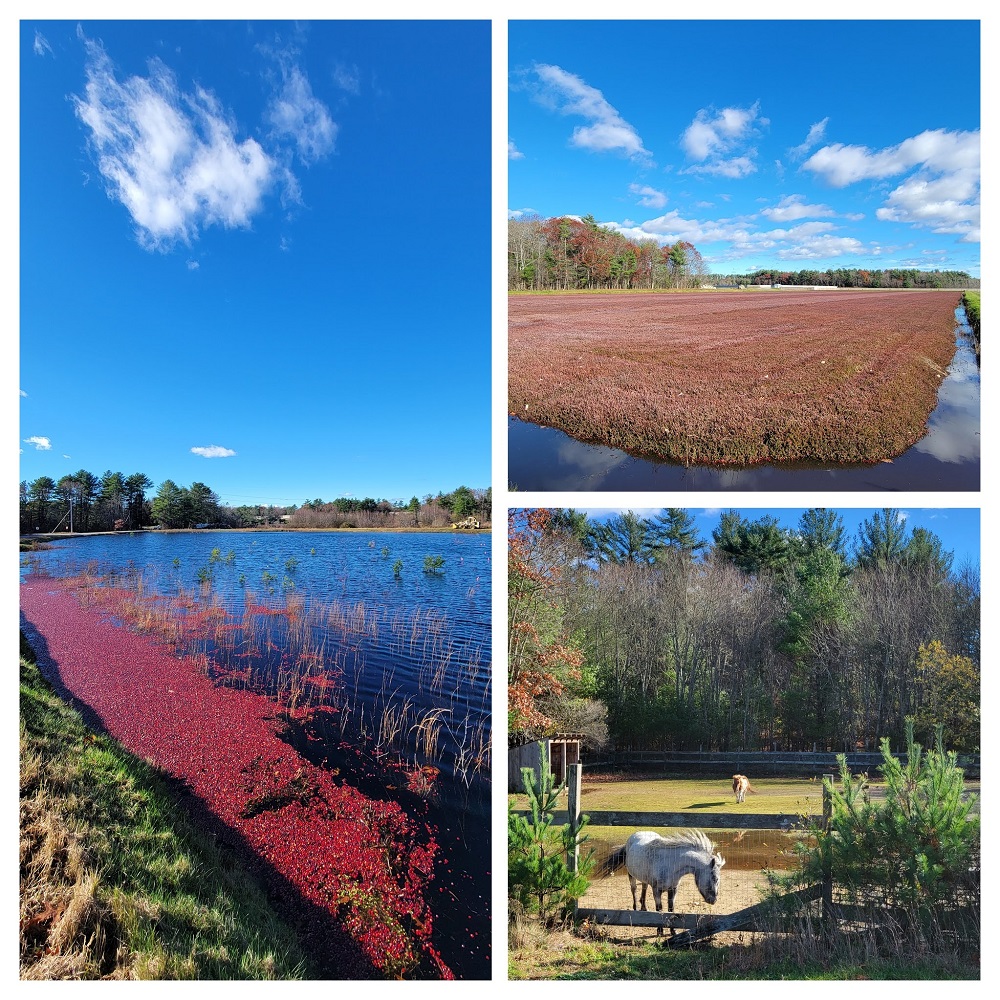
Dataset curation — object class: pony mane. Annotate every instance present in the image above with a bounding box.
[655,829,716,854]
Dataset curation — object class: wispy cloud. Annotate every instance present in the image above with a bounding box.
[789,117,829,160]
[530,64,651,161]
[629,184,667,209]
[508,207,536,220]
[33,31,53,57]
[508,138,524,160]
[72,30,278,249]
[20,389,28,397]
[761,195,836,223]
[24,436,51,450]
[266,64,337,165]
[681,103,765,178]
[191,445,237,458]
[332,62,361,95]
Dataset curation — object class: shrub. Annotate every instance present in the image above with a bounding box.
[771,719,979,945]
[423,555,445,575]
[508,746,594,924]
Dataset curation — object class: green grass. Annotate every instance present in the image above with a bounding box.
[508,933,979,980]
[510,775,825,819]
[20,633,312,980]
[962,291,980,349]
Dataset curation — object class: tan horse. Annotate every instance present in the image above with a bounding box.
[732,774,756,803]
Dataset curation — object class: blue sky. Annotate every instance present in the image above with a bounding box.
[579,508,980,570]
[509,20,981,277]
[19,20,491,508]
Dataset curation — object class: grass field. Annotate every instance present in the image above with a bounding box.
[509,289,962,466]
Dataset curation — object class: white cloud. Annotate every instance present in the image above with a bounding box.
[20,389,28,397]
[34,31,53,57]
[186,259,199,270]
[73,32,278,249]
[332,63,360,95]
[532,63,651,161]
[789,117,829,160]
[266,64,337,165]
[24,436,51,450]
[508,207,537,220]
[603,210,868,265]
[761,195,836,222]
[508,138,524,160]
[680,103,763,177]
[803,129,980,244]
[629,183,666,209]
[803,129,979,186]
[876,170,980,240]
[191,445,237,458]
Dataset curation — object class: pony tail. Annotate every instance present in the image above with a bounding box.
[598,844,627,877]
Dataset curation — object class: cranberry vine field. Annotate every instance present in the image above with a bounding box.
[508,290,964,467]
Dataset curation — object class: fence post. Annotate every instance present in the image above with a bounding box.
[567,762,581,875]
[822,772,834,923]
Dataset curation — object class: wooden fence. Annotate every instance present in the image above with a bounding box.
[590,750,980,779]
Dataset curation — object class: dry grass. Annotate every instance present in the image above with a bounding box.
[509,289,961,465]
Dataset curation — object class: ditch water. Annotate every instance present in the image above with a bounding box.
[22,528,493,977]
[508,306,979,492]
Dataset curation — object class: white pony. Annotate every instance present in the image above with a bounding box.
[602,830,725,936]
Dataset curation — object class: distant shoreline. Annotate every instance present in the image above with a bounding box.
[23,525,492,542]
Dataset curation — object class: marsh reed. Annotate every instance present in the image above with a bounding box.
[38,563,491,794]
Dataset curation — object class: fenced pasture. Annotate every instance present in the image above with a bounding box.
[509,289,963,467]
[511,766,980,944]
[570,771,822,939]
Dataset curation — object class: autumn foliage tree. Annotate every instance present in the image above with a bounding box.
[508,509,590,745]
[913,640,980,752]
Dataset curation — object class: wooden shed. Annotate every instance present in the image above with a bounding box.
[508,734,584,792]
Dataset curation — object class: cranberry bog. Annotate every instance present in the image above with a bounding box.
[20,531,491,979]
[509,289,965,468]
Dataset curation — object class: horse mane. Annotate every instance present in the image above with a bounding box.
[653,829,717,855]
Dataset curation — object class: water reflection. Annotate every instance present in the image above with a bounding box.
[508,309,979,492]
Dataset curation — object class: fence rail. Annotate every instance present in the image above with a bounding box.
[592,750,980,778]
[581,810,822,830]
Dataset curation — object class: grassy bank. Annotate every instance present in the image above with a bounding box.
[19,634,311,980]
[509,922,979,980]
[962,291,980,353]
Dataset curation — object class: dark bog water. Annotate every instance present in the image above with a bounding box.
[509,307,979,491]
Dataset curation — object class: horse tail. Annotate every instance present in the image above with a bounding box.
[598,844,628,877]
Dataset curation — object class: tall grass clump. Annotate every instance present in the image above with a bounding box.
[961,291,980,355]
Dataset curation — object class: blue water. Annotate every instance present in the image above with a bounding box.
[23,529,492,794]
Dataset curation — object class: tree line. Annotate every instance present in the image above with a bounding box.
[20,471,490,534]
[732,267,977,290]
[509,214,977,292]
[509,508,979,756]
